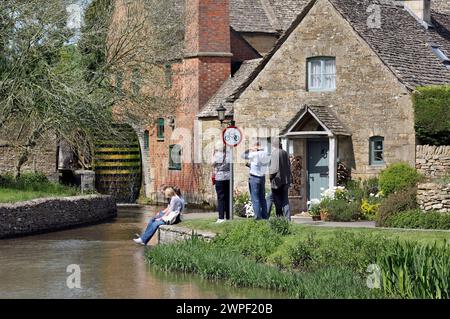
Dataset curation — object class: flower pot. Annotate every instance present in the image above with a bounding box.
[320,211,329,221]
[312,215,321,221]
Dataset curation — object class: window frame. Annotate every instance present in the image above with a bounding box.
[307,57,337,92]
[169,144,182,171]
[143,130,149,150]
[157,118,165,141]
[164,64,173,88]
[369,136,385,166]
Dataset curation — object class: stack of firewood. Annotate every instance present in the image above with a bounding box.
[337,161,351,186]
[289,155,302,196]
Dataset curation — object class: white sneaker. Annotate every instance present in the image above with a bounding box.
[215,219,225,224]
[133,237,145,245]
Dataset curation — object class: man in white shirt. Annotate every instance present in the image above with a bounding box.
[242,141,270,220]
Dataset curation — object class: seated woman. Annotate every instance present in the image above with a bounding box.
[133,187,183,246]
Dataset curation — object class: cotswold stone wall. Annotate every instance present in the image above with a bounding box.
[0,133,58,181]
[158,225,216,245]
[416,145,450,179]
[417,183,450,213]
[0,195,117,238]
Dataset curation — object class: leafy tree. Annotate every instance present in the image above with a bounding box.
[0,0,184,176]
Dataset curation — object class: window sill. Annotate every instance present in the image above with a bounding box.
[157,138,165,142]
[169,168,181,171]
[307,89,336,93]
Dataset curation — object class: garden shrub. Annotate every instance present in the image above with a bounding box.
[377,187,418,227]
[384,210,450,230]
[379,163,422,196]
[286,233,320,270]
[269,216,291,236]
[322,199,359,222]
[413,85,450,146]
[213,220,282,262]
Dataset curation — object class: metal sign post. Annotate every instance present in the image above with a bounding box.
[223,124,243,220]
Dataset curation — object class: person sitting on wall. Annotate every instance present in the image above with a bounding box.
[133,187,183,246]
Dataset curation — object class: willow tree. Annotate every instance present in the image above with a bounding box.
[0,0,184,176]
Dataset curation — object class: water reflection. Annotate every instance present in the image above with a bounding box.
[0,206,288,299]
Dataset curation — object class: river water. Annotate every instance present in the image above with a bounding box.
[0,206,287,299]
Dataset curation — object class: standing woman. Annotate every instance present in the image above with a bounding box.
[212,141,231,223]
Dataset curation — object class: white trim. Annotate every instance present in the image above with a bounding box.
[285,106,333,136]
[329,136,337,189]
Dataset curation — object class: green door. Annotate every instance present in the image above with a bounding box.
[307,139,329,201]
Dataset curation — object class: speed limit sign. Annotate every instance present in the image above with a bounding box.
[223,126,243,147]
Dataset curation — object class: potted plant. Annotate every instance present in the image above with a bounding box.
[309,203,321,221]
[319,198,331,221]
[308,199,321,221]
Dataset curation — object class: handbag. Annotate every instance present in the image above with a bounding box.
[212,172,216,185]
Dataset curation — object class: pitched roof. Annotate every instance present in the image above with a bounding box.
[281,105,351,136]
[197,59,262,118]
[229,0,311,34]
[329,0,450,88]
[228,0,450,104]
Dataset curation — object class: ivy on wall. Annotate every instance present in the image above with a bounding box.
[413,85,450,146]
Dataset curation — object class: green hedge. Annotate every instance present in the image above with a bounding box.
[379,163,422,196]
[384,210,450,230]
[413,85,450,145]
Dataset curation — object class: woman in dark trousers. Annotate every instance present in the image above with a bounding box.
[212,141,231,223]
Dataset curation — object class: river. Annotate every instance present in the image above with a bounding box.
[0,206,287,299]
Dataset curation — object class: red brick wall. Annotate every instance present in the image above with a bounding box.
[231,30,261,63]
[148,0,232,203]
[185,0,231,54]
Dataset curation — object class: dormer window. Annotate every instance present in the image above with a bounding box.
[307,57,336,91]
[430,44,450,68]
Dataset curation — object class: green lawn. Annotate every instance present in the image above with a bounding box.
[182,218,450,245]
[0,187,79,204]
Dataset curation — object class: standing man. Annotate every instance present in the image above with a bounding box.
[269,138,292,220]
[242,140,270,220]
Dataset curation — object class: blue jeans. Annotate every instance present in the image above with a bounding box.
[249,175,268,220]
[141,211,165,245]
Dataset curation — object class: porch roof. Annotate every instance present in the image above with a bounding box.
[280,105,351,137]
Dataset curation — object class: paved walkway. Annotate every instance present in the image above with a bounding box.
[181,211,377,228]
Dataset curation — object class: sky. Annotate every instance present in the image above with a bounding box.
[65,0,93,44]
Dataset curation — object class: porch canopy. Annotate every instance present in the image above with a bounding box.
[280,105,351,190]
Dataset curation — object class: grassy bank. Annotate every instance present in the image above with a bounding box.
[182,218,450,245]
[146,218,450,299]
[0,172,79,203]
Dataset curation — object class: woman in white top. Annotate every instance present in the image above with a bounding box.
[212,141,231,223]
[133,187,183,246]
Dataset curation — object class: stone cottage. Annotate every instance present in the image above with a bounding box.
[197,0,450,211]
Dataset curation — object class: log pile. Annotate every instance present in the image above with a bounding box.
[289,155,302,196]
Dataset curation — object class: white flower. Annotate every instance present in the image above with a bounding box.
[370,193,375,197]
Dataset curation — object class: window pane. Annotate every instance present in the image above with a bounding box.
[370,137,384,165]
[374,140,383,151]
[308,58,336,91]
[157,118,164,139]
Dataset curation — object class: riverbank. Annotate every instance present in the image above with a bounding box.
[0,195,117,239]
[147,218,450,299]
[0,172,80,203]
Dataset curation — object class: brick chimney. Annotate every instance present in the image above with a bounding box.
[404,0,432,26]
[184,0,232,110]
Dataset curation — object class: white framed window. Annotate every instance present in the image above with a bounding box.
[307,57,336,91]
